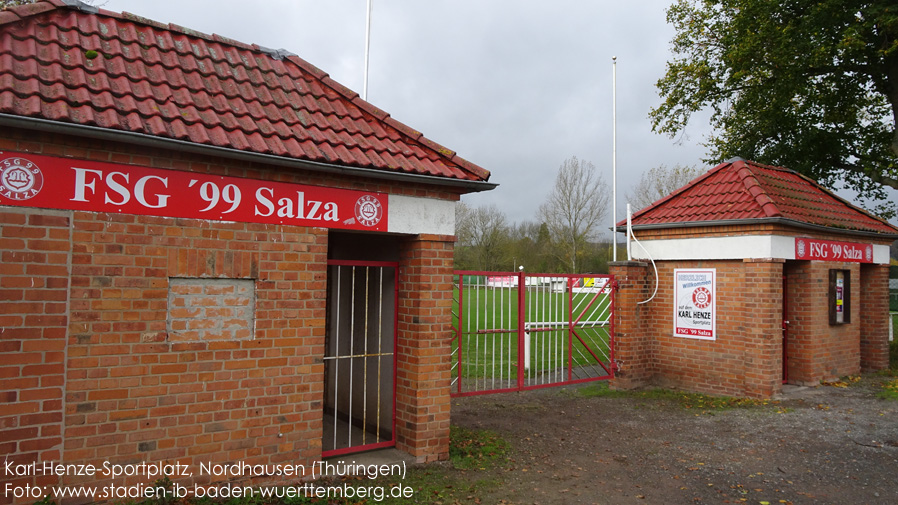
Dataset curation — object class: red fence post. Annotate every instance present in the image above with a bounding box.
[456,274,464,395]
[517,270,525,390]
[567,277,574,382]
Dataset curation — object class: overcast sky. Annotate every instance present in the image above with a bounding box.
[98,0,720,231]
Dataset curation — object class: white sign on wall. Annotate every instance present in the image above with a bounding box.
[674,269,716,340]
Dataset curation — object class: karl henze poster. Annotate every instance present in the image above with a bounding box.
[674,269,716,340]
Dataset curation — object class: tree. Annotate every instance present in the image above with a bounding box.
[628,163,701,211]
[1,1,35,7]
[0,0,101,7]
[506,221,554,273]
[454,202,510,271]
[454,202,475,269]
[538,156,610,273]
[651,0,898,218]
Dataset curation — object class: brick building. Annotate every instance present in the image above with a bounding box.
[0,1,494,501]
[610,159,898,398]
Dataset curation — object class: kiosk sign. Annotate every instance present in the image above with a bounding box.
[0,151,388,232]
[674,269,716,340]
[794,238,872,263]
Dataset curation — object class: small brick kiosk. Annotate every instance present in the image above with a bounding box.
[0,1,494,501]
[610,159,898,398]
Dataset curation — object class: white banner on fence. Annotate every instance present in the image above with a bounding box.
[486,276,518,288]
[572,277,612,294]
[674,269,716,340]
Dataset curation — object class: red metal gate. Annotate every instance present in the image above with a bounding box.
[451,271,615,396]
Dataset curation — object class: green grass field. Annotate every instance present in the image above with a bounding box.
[451,281,613,389]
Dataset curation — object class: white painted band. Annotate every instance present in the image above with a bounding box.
[629,235,891,265]
[386,194,455,235]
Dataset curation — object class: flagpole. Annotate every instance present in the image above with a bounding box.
[363,0,373,101]
[612,56,617,262]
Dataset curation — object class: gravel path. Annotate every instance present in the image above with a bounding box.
[450,378,898,505]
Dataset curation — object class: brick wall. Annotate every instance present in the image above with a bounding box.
[608,261,652,390]
[0,208,70,498]
[1,128,462,503]
[63,211,329,492]
[395,235,455,463]
[610,258,787,398]
[784,261,861,384]
[635,259,784,398]
[859,264,890,371]
[740,259,786,398]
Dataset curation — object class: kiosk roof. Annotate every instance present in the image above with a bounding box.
[624,159,898,237]
[0,0,491,185]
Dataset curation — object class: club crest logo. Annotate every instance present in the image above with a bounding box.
[692,286,712,309]
[354,195,383,227]
[0,156,43,201]
[865,245,872,262]
[796,239,806,258]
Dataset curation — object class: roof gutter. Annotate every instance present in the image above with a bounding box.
[624,217,898,240]
[0,114,498,193]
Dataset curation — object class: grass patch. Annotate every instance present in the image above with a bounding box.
[570,381,632,399]
[448,425,510,470]
[879,378,898,400]
[570,381,782,413]
[375,426,509,504]
[876,339,898,399]
[876,341,898,377]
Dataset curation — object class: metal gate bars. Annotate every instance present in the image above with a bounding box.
[451,271,615,396]
[323,261,397,457]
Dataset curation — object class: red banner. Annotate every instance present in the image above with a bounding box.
[794,238,873,263]
[0,151,388,231]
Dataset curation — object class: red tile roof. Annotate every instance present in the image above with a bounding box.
[624,159,898,236]
[0,0,491,184]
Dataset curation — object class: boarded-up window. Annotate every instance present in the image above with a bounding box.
[168,278,254,341]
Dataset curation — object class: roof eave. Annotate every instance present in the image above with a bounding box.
[0,114,497,194]
[624,217,898,240]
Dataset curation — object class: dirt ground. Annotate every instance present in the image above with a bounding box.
[448,377,898,505]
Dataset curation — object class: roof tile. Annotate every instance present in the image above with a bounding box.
[8,1,55,18]
[212,33,251,51]
[321,75,358,101]
[284,54,327,81]
[120,11,166,31]
[0,10,21,24]
[263,134,285,157]
[0,3,489,183]
[350,95,389,121]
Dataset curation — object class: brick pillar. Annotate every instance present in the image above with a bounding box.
[608,261,651,390]
[1,209,70,505]
[860,263,890,372]
[741,259,784,398]
[395,234,454,463]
